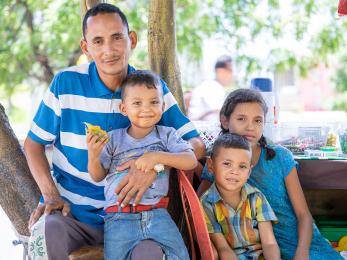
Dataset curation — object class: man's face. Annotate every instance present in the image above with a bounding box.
[216,64,233,87]
[80,13,137,82]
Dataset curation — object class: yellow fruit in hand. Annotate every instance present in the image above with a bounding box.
[83,122,108,142]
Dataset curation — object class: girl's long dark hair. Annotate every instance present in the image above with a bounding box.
[220,88,276,160]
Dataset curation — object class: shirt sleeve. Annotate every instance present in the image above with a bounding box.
[165,127,193,153]
[27,73,62,145]
[200,197,222,233]
[254,192,278,223]
[158,79,199,141]
[99,132,116,173]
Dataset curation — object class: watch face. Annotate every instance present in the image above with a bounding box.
[154,163,164,173]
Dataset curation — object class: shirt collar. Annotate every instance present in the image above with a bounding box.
[89,61,136,97]
[205,182,259,204]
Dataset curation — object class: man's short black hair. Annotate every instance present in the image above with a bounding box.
[211,133,251,158]
[120,70,162,100]
[82,3,129,39]
[214,55,232,70]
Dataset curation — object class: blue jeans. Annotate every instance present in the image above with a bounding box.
[104,208,190,260]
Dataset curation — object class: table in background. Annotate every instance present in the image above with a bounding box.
[296,159,347,217]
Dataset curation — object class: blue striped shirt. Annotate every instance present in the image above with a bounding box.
[28,62,199,228]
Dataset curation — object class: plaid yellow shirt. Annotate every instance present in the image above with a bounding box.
[201,183,277,259]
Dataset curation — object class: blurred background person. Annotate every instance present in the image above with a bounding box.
[188,55,233,122]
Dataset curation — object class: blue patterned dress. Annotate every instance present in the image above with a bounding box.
[202,145,342,259]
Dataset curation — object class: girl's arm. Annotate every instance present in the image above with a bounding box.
[258,221,281,260]
[285,168,313,260]
[135,151,197,172]
[209,233,237,260]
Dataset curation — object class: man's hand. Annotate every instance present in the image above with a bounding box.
[135,152,159,173]
[115,160,157,206]
[28,197,70,229]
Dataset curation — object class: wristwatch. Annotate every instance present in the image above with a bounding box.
[154,163,165,173]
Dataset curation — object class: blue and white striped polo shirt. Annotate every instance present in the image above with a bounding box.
[28,61,198,228]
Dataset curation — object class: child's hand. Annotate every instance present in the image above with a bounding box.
[86,133,108,160]
[135,152,160,173]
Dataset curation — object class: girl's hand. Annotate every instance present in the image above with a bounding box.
[135,152,159,173]
[86,133,108,160]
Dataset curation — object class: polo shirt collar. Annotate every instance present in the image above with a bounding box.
[89,61,136,97]
[205,182,258,204]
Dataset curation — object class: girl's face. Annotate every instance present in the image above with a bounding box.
[221,102,265,147]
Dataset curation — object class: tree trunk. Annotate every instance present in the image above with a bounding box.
[80,0,107,20]
[148,0,186,114]
[0,103,40,236]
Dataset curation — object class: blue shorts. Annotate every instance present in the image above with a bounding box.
[104,208,189,260]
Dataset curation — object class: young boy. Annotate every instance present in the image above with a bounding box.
[200,133,280,260]
[87,70,196,260]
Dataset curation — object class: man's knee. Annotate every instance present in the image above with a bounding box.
[44,212,70,238]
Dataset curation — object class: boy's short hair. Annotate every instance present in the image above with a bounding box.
[211,133,251,158]
[120,70,162,100]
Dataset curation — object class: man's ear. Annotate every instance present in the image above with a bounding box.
[119,102,127,116]
[80,38,92,60]
[128,31,137,50]
[206,157,214,174]
[220,115,229,131]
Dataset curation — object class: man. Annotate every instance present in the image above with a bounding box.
[24,3,205,259]
[188,55,233,122]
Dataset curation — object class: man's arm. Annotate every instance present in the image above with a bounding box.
[188,136,205,160]
[23,137,69,228]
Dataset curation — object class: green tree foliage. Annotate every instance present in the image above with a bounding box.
[1,0,346,98]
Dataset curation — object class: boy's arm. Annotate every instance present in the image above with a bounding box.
[135,150,197,173]
[87,134,108,182]
[258,221,281,260]
[209,233,237,260]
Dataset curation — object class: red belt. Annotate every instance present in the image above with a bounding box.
[105,197,169,214]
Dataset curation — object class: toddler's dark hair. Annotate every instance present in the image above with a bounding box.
[211,133,251,159]
[120,70,162,100]
[219,88,276,160]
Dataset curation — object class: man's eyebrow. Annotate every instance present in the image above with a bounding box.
[91,36,103,42]
[111,32,124,37]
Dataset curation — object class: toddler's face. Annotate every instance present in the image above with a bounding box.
[209,147,251,193]
[120,84,164,129]
[221,102,265,147]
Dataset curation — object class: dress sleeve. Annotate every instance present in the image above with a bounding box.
[158,80,199,140]
[277,145,298,178]
[200,197,222,233]
[200,164,215,183]
[254,192,278,223]
[27,73,62,145]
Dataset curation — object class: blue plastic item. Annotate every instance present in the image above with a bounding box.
[251,77,273,92]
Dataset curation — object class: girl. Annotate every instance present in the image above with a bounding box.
[198,88,342,259]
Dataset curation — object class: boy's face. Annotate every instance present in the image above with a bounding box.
[120,84,164,129]
[208,147,252,193]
